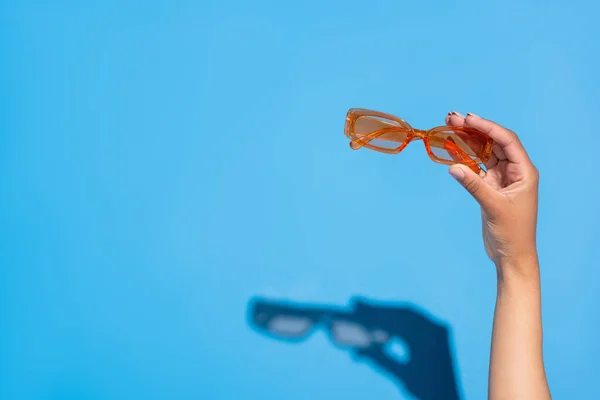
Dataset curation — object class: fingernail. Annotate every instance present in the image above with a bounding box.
[450,111,465,118]
[449,166,465,181]
[466,112,480,118]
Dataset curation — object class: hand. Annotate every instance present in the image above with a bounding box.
[350,300,460,400]
[445,112,540,273]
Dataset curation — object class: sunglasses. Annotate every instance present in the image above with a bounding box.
[344,108,494,173]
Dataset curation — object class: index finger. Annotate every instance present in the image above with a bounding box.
[464,113,531,164]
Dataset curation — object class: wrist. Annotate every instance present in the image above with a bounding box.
[495,252,540,286]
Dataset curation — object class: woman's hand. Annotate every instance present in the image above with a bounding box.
[445,111,540,275]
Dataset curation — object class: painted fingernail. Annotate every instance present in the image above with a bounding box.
[450,111,465,118]
[466,112,481,118]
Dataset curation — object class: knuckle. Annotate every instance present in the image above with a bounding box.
[465,178,480,194]
[505,130,521,145]
[504,128,519,139]
[530,165,540,182]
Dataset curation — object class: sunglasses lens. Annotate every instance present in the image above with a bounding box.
[429,129,487,162]
[330,320,372,348]
[354,115,407,149]
[267,316,313,338]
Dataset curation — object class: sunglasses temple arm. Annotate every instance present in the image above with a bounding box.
[351,132,460,151]
[349,128,411,149]
[445,140,481,173]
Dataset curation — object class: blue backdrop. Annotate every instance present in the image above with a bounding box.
[1,1,599,399]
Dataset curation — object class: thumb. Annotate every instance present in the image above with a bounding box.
[448,164,497,209]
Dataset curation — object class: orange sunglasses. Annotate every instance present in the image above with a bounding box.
[344,108,494,173]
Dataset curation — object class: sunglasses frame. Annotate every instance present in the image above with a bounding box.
[344,108,494,173]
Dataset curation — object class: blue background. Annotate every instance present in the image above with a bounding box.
[1,0,599,399]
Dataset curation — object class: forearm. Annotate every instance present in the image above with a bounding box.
[488,256,551,400]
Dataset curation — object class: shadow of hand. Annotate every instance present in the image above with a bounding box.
[248,296,461,400]
[349,299,460,400]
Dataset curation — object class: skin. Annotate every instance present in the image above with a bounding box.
[445,111,551,400]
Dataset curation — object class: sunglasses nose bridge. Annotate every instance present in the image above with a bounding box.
[407,129,426,142]
[412,128,427,138]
